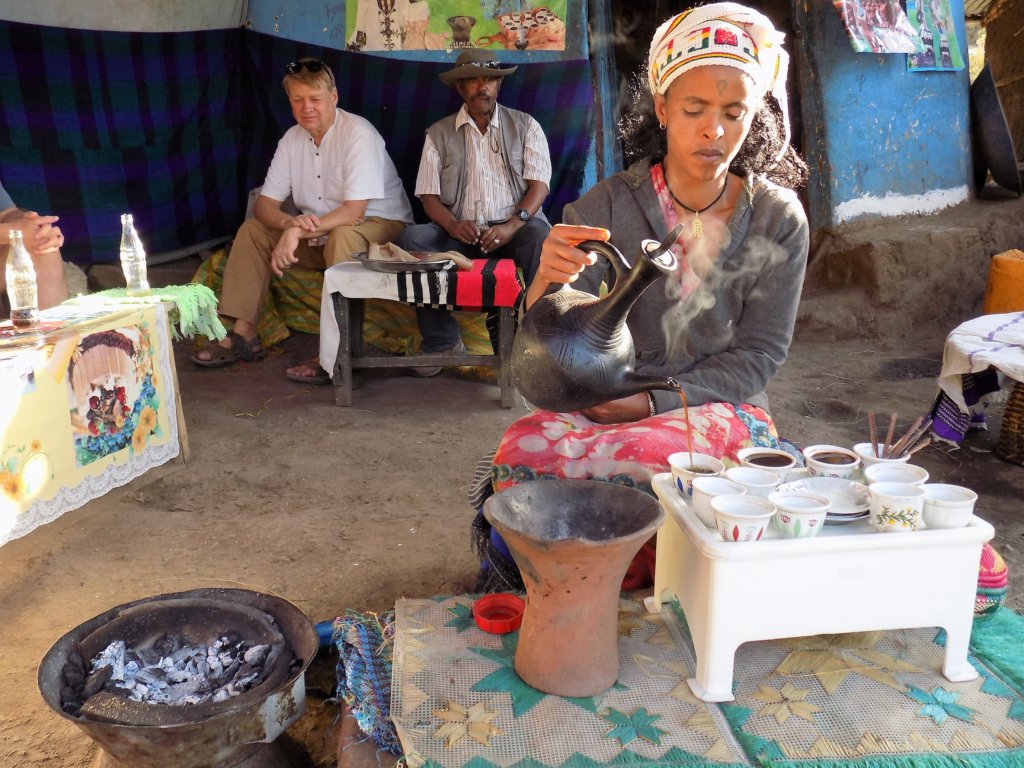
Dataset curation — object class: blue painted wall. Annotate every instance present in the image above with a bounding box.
[795,0,971,230]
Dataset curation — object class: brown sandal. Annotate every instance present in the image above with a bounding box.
[285,358,330,385]
[191,332,266,369]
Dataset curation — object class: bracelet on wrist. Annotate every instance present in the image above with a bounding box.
[646,390,657,418]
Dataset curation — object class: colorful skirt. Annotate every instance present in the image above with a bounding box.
[473,403,781,592]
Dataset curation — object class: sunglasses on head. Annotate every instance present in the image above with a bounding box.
[286,60,327,75]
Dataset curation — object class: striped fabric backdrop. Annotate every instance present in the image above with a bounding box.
[0,20,594,266]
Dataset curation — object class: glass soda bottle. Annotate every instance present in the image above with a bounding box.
[6,229,39,327]
[119,213,150,295]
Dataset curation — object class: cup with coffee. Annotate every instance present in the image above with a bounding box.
[802,444,860,480]
[736,447,798,474]
[668,451,725,499]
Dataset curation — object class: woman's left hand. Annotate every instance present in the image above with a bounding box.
[581,392,651,425]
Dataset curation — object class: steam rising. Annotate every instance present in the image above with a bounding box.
[661,219,790,362]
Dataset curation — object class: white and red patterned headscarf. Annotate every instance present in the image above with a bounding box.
[648,3,791,154]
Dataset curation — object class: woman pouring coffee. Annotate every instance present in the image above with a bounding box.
[472,3,809,590]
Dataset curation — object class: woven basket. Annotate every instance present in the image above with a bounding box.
[995,380,1024,466]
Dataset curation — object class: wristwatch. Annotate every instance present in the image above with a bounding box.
[514,208,531,223]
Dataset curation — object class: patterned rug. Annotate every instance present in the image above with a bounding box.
[390,597,1024,768]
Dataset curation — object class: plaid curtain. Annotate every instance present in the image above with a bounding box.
[0,20,594,266]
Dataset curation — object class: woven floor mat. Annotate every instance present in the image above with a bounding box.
[391,596,1024,768]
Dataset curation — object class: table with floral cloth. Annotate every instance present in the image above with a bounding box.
[0,303,182,547]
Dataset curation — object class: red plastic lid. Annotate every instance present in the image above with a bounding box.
[474,593,525,634]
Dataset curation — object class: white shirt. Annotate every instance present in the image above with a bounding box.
[262,108,413,224]
[413,104,551,222]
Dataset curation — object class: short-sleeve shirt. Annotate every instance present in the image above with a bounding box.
[261,108,413,224]
[413,104,551,222]
[0,181,15,214]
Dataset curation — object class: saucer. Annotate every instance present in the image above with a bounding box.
[823,511,870,526]
[776,476,870,516]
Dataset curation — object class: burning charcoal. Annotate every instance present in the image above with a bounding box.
[61,657,86,689]
[243,644,269,665]
[59,685,81,715]
[136,647,162,666]
[91,640,126,680]
[166,678,203,703]
[152,633,179,657]
[82,664,114,698]
[135,668,167,686]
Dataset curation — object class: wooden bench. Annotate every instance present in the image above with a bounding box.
[319,258,523,408]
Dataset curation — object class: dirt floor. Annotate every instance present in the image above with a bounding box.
[1,208,1023,765]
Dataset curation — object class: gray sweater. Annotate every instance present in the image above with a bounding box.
[564,159,809,413]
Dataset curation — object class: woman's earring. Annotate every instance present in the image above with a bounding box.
[659,122,666,130]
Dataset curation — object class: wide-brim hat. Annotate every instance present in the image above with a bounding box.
[439,49,517,87]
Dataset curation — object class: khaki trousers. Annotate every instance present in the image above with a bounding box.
[219,216,407,325]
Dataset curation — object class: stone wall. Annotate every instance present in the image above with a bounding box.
[796,193,1024,343]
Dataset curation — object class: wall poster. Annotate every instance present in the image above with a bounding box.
[906,0,964,71]
[832,0,924,54]
[345,1,568,52]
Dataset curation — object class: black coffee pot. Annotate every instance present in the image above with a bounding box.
[512,224,683,412]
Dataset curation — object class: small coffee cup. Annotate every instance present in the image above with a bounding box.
[868,481,925,533]
[768,491,831,539]
[922,483,977,529]
[863,463,929,487]
[668,451,726,499]
[724,466,782,498]
[691,476,747,527]
[710,495,776,542]
[736,447,798,473]
[802,444,860,480]
[853,442,911,469]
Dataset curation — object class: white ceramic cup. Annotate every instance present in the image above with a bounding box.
[691,476,747,527]
[853,442,912,469]
[802,444,861,480]
[668,451,725,499]
[767,491,831,539]
[710,495,776,542]
[736,447,798,474]
[868,481,925,533]
[724,466,781,498]
[863,463,930,487]
[922,483,978,529]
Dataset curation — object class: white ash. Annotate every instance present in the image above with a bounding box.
[87,633,271,706]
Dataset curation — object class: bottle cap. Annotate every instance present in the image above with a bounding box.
[473,593,525,634]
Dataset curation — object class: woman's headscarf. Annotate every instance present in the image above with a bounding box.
[647,2,791,156]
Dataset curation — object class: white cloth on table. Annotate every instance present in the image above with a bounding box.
[937,312,1024,414]
[318,261,459,376]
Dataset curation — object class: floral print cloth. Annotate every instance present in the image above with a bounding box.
[493,403,780,497]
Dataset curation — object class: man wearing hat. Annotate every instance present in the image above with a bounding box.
[396,48,551,375]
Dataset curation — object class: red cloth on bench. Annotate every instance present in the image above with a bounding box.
[454,258,523,310]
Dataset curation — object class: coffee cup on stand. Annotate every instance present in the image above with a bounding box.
[736,447,797,473]
[668,451,725,499]
[868,481,925,533]
[724,466,782,498]
[802,444,860,480]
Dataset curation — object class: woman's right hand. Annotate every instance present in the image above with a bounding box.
[525,224,610,308]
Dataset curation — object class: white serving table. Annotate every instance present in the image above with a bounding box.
[647,473,993,703]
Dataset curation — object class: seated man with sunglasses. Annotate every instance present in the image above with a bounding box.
[193,57,413,378]
[395,48,551,377]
